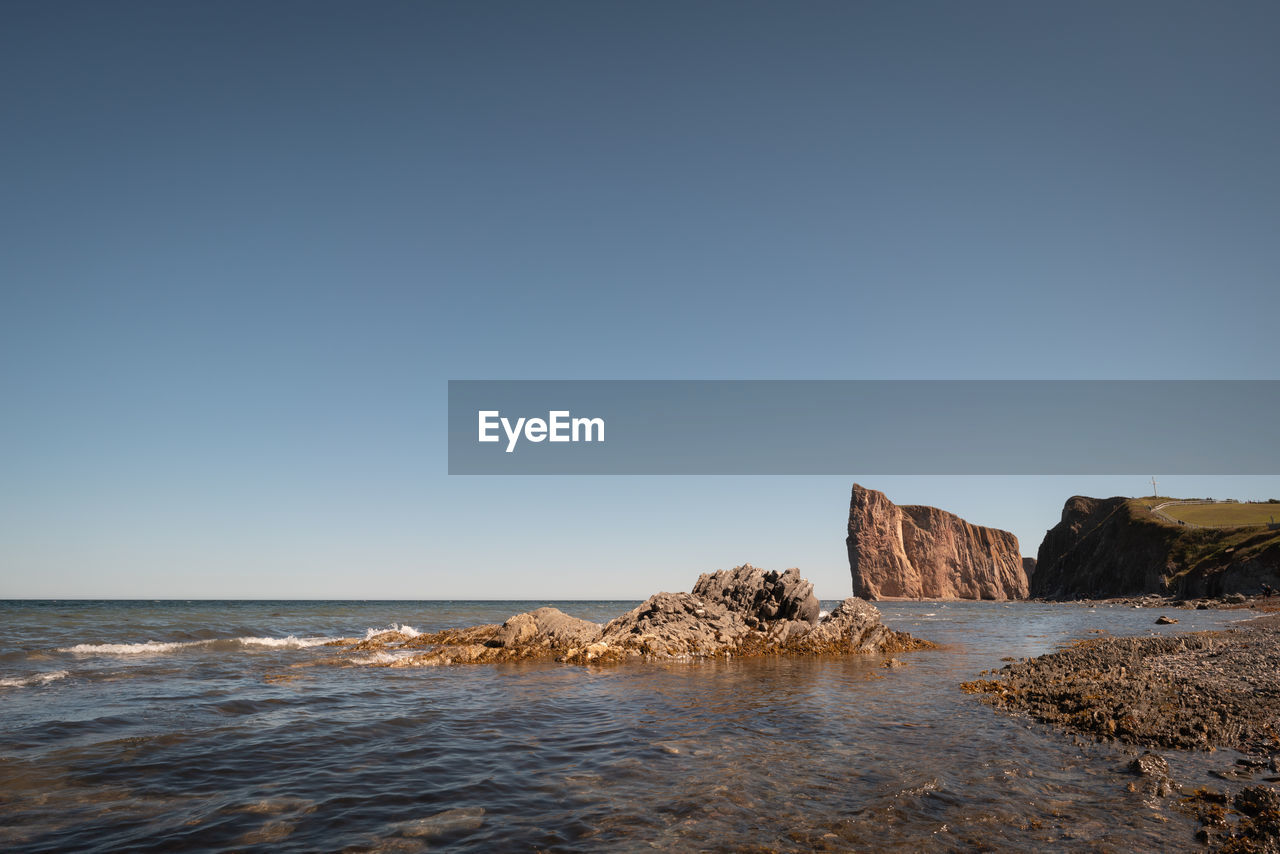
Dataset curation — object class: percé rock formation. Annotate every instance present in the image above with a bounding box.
[1031,496,1280,599]
[327,565,931,666]
[846,484,1029,600]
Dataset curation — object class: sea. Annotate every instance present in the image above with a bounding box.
[0,599,1259,853]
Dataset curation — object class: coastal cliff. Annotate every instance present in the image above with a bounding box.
[846,484,1029,600]
[1031,496,1280,599]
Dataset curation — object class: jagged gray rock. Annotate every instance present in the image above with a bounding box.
[690,565,821,624]
[327,564,931,666]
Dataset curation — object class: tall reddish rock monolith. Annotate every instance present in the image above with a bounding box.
[847,484,1029,600]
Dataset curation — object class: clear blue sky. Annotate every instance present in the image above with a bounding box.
[2,2,1277,599]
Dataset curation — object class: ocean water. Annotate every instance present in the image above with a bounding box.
[0,599,1257,852]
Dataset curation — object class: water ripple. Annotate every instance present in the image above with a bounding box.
[0,599,1257,851]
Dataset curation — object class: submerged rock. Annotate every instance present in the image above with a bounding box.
[1127,751,1175,798]
[393,806,486,838]
[327,565,931,667]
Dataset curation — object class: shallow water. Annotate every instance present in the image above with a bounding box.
[0,599,1258,852]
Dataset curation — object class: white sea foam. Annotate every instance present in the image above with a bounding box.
[236,636,334,649]
[818,610,830,620]
[59,636,333,655]
[362,624,422,641]
[60,640,186,655]
[0,670,69,688]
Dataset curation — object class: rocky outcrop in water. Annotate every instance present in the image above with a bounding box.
[326,565,930,666]
[846,484,1029,600]
[1031,496,1280,600]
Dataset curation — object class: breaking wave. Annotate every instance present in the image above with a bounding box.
[60,636,334,656]
[0,670,69,688]
[57,625,425,657]
[362,624,421,640]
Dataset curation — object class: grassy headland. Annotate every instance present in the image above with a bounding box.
[1032,496,1280,599]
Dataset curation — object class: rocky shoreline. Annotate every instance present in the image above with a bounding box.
[1027,592,1280,612]
[962,613,1280,752]
[963,611,1280,850]
[325,565,931,667]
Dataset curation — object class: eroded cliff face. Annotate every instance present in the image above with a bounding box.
[1030,496,1155,598]
[846,484,1029,600]
[1031,496,1280,599]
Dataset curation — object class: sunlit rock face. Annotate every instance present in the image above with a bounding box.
[846,484,1029,601]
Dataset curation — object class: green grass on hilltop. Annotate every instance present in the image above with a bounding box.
[1129,497,1280,528]
[1159,501,1280,527]
[1124,498,1280,587]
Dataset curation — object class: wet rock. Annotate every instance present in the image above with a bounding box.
[1130,751,1171,778]
[1212,786,1280,851]
[1234,785,1280,817]
[1155,616,1178,625]
[1211,767,1255,781]
[1127,750,1176,795]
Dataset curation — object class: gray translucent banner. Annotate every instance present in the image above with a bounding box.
[448,380,1279,474]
